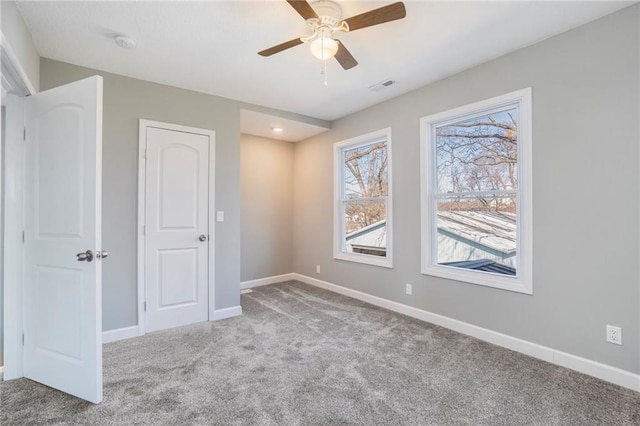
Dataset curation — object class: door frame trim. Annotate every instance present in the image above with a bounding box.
[2,32,37,379]
[137,119,216,336]
[3,95,26,379]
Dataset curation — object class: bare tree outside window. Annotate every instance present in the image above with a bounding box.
[434,107,519,273]
[343,141,388,234]
[335,132,391,263]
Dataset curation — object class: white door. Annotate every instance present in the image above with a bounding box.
[144,125,210,333]
[23,76,104,404]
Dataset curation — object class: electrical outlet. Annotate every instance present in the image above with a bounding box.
[405,283,412,295]
[316,265,321,274]
[606,325,622,345]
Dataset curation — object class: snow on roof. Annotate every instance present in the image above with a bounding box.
[345,220,386,249]
[343,211,516,254]
[437,211,516,255]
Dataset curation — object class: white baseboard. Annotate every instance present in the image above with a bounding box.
[102,325,140,344]
[102,307,243,342]
[241,273,295,289]
[292,273,640,393]
[212,305,242,321]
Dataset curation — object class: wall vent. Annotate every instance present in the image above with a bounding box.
[368,79,396,92]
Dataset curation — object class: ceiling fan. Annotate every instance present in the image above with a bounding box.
[258,0,407,70]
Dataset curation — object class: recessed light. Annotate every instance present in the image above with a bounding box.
[272,127,284,133]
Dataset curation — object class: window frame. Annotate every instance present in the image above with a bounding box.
[420,88,532,294]
[334,128,393,268]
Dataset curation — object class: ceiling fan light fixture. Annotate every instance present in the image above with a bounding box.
[310,35,338,60]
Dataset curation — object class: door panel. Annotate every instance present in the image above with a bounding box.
[158,248,198,308]
[145,126,209,333]
[35,265,83,360]
[35,105,84,237]
[159,146,199,229]
[23,76,103,404]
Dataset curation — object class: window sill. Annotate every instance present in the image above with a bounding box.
[421,264,532,295]
[334,251,393,269]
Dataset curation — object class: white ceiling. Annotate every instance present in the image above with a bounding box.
[15,0,632,140]
[240,109,330,141]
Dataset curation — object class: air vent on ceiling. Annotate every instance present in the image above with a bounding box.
[368,79,396,92]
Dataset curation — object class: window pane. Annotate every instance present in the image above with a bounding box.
[436,195,516,275]
[344,142,388,199]
[435,107,518,193]
[344,200,387,257]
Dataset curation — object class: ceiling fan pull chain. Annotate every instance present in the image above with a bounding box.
[318,34,328,86]
[322,59,328,86]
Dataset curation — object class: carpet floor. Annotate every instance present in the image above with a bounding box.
[1,280,639,425]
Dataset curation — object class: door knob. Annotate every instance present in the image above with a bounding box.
[76,250,94,262]
[199,234,207,242]
[97,250,109,259]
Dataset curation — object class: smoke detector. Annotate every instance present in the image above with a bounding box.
[115,35,136,49]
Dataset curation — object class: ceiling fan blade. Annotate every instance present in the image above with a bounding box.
[286,0,318,20]
[334,40,358,70]
[258,38,304,57]
[343,2,406,32]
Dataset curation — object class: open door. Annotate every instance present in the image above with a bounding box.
[22,76,104,403]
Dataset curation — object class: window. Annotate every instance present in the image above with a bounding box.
[420,89,532,294]
[334,128,392,268]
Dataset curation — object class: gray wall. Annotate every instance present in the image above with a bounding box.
[40,58,242,331]
[1,1,39,92]
[240,134,294,281]
[293,6,640,374]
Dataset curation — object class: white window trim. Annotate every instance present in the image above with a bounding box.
[333,128,393,268]
[420,88,533,294]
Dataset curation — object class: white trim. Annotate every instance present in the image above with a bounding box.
[1,33,37,379]
[212,306,242,321]
[102,326,140,344]
[241,273,295,289]
[0,34,37,95]
[419,88,533,294]
[137,119,216,336]
[333,128,393,269]
[136,122,146,336]
[292,273,640,393]
[2,95,25,380]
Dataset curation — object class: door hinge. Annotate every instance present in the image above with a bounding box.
[144,301,147,312]
[23,128,26,141]
[22,333,25,346]
[22,230,25,243]
[144,148,147,160]
[143,225,146,236]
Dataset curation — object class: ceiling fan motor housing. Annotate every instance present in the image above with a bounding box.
[310,0,342,23]
[302,1,348,43]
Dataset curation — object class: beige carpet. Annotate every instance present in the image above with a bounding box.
[1,280,639,425]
